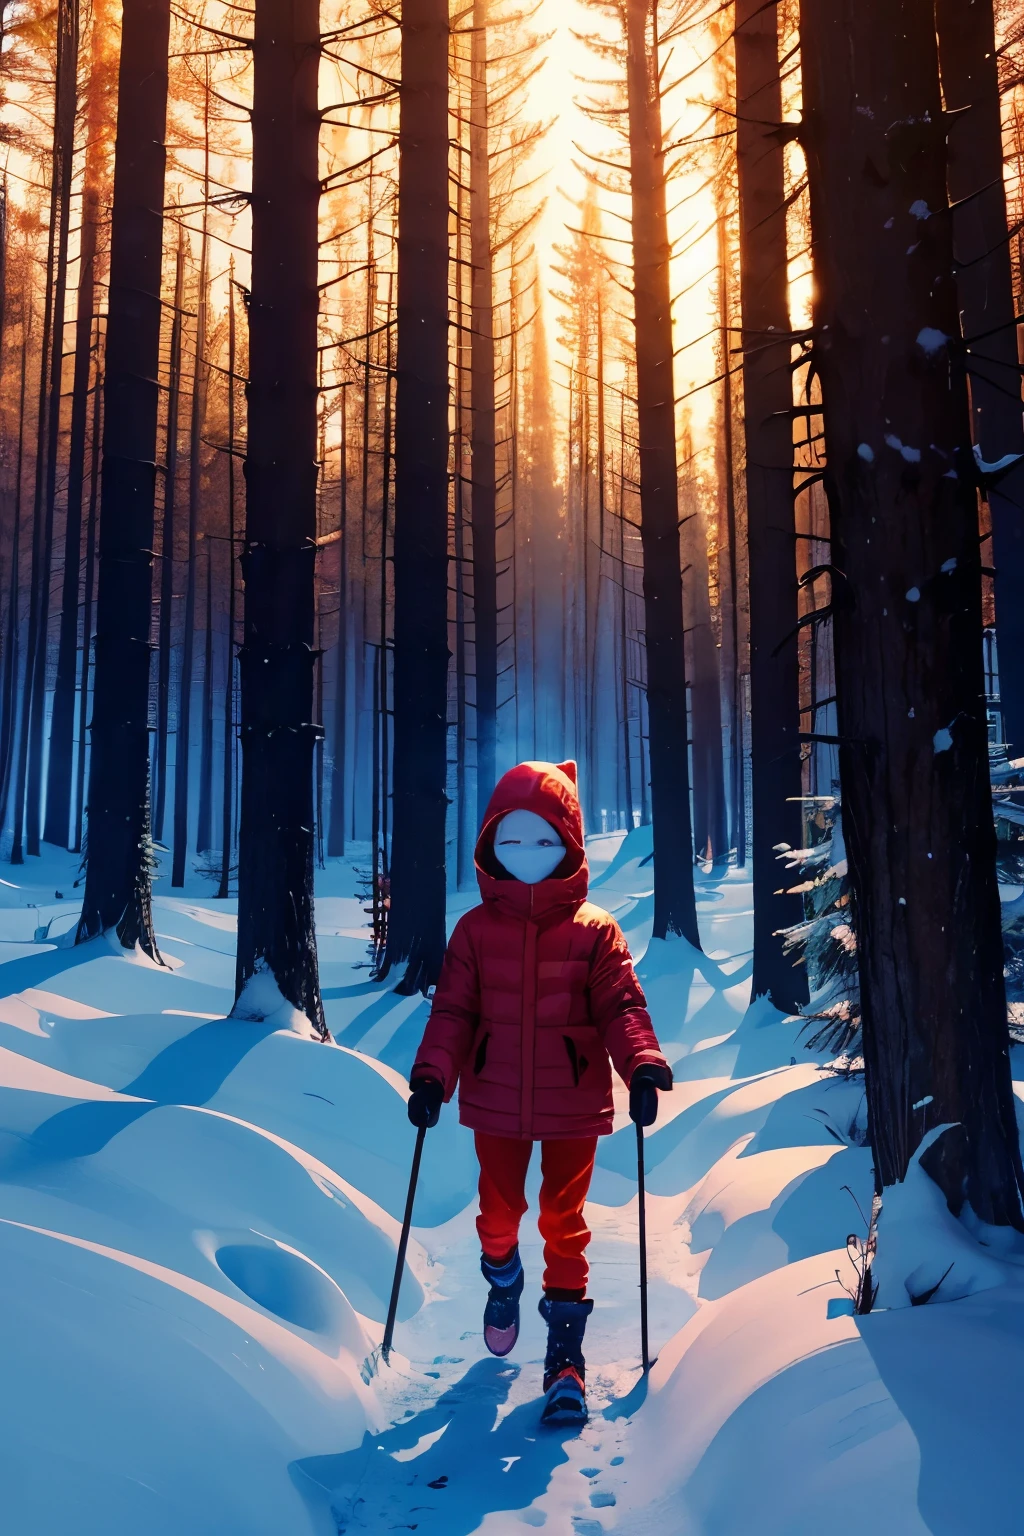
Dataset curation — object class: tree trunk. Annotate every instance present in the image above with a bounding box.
[0,318,29,828]
[197,543,214,853]
[235,0,325,1036]
[470,0,498,827]
[716,205,745,867]
[326,384,347,858]
[454,166,471,886]
[155,229,184,844]
[48,176,98,850]
[74,368,101,854]
[735,0,807,1010]
[48,22,100,850]
[172,222,209,887]
[616,390,634,823]
[28,0,79,851]
[380,0,451,992]
[624,0,700,946]
[934,0,1024,761]
[218,271,238,896]
[77,0,170,952]
[800,0,1024,1225]
[682,495,728,862]
[14,0,76,860]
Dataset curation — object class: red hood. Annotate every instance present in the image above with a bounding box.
[475,760,589,919]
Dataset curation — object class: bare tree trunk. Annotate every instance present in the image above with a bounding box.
[454,163,471,884]
[235,0,325,1035]
[624,0,700,946]
[48,139,97,849]
[0,318,29,828]
[172,217,209,887]
[716,208,745,866]
[934,0,1024,761]
[800,0,1024,1226]
[155,229,184,844]
[735,0,807,1010]
[470,0,498,826]
[381,0,451,991]
[77,0,170,952]
[219,271,238,895]
[74,368,101,855]
[616,389,633,823]
[326,383,347,858]
[14,0,76,860]
[197,542,214,853]
[682,495,728,861]
[29,0,79,851]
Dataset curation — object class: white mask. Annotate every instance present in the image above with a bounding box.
[493,809,565,884]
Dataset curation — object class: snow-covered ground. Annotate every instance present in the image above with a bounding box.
[0,834,1022,1533]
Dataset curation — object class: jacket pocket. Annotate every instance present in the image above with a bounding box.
[474,1032,490,1076]
[562,1035,589,1088]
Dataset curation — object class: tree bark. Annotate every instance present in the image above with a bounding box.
[0,317,29,829]
[934,0,1024,761]
[48,19,100,851]
[326,384,347,858]
[799,0,1024,1225]
[48,176,98,850]
[172,217,209,886]
[235,0,325,1035]
[624,0,700,946]
[77,0,170,952]
[716,192,745,867]
[734,0,807,1010]
[197,542,214,853]
[74,367,101,854]
[380,0,451,991]
[14,0,77,860]
[470,0,498,827]
[682,495,728,862]
[218,271,238,896]
[29,0,78,851]
[155,230,184,844]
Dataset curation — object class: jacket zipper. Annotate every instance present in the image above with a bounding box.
[521,889,538,1135]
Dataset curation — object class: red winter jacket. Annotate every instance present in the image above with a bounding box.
[411,760,669,1140]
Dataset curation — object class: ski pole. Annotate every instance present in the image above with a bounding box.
[382,1122,427,1365]
[637,1118,652,1373]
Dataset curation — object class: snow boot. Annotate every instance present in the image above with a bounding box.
[481,1248,525,1357]
[538,1296,594,1425]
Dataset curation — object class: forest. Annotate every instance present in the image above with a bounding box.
[0,0,1023,1529]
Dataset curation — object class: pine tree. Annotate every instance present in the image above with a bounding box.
[735,0,807,1010]
[234,0,326,1035]
[76,0,171,952]
[799,0,1024,1227]
[380,0,451,992]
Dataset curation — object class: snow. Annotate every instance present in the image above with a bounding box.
[0,841,1022,1531]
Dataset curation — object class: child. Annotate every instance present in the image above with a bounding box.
[407,760,672,1424]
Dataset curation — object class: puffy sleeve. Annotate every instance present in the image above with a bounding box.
[587,917,670,1086]
[410,914,480,1100]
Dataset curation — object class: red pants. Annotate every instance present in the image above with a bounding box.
[475,1131,598,1296]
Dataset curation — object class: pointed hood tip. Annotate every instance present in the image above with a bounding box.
[475,760,589,900]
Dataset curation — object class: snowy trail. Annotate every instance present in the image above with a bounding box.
[1,841,1023,1532]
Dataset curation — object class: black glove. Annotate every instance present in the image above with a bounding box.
[408,1076,444,1129]
[629,1062,673,1127]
